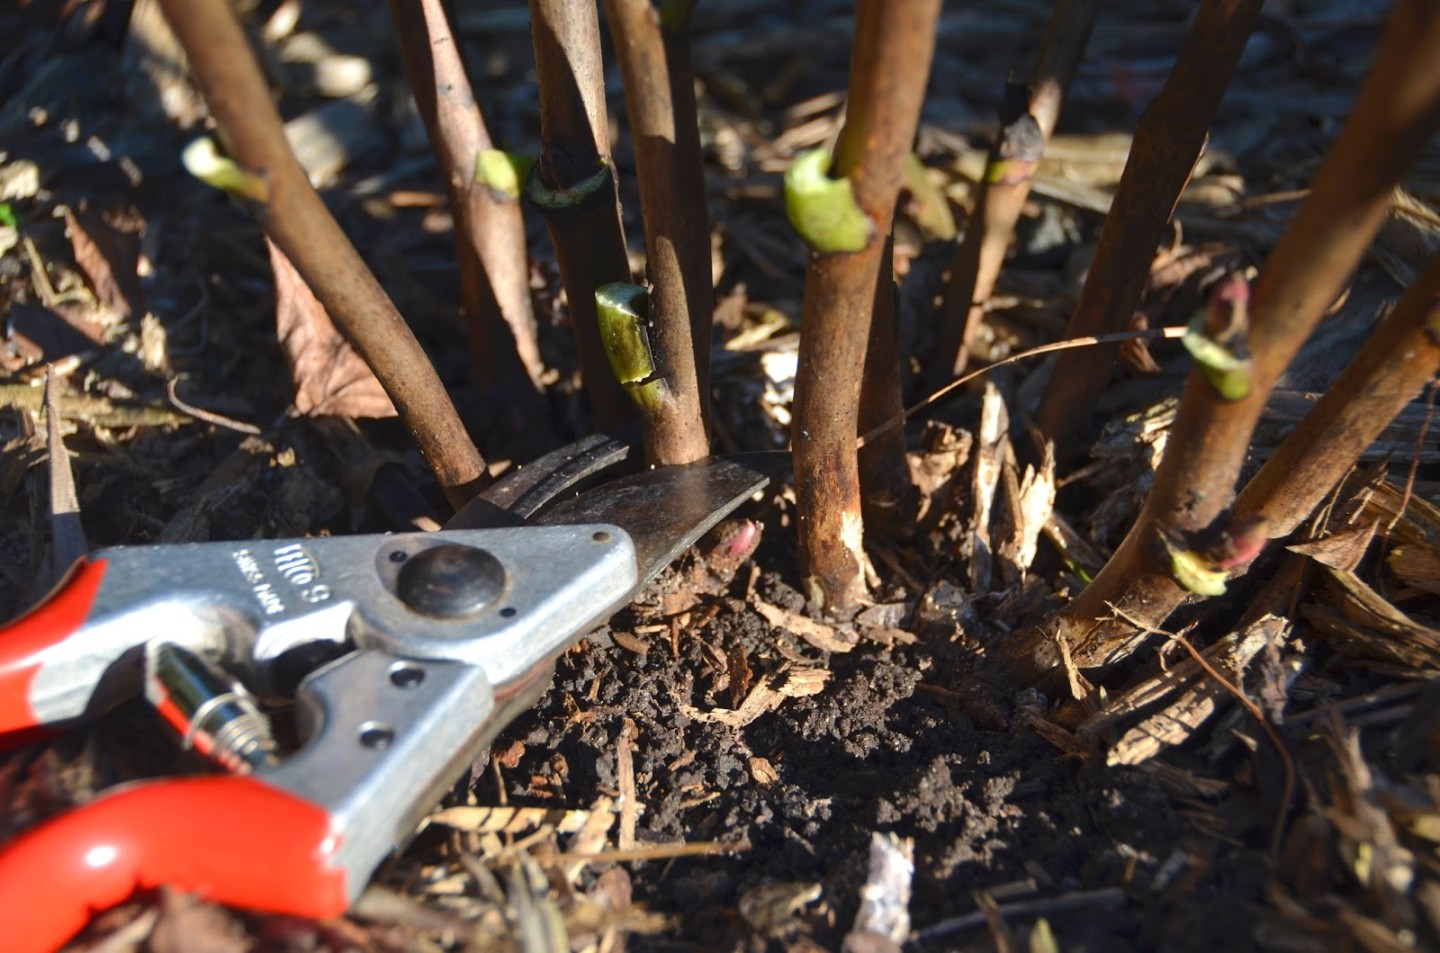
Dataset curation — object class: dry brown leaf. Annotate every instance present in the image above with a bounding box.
[611,630,651,655]
[682,668,829,728]
[908,420,972,523]
[738,882,821,932]
[684,679,780,728]
[65,204,147,324]
[1083,616,1282,745]
[1325,724,1417,934]
[778,667,831,697]
[848,832,913,946]
[1375,187,1440,288]
[269,238,396,418]
[6,302,105,365]
[997,436,1055,583]
[1361,478,1440,547]
[563,797,623,886]
[748,756,779,784]
[1053,618,1091,704]
[1304,567,1440,669]
[1288,521,1378,572]
[861,626,918,647]
[617,717,639,851]
[1118,311,1164,375]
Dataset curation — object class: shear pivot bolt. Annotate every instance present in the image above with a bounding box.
[396,544,506,617]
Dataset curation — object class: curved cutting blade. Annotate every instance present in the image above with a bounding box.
[534,452,789,588]
[445,435,632,530]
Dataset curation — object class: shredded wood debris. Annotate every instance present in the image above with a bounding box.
[846,832,914,947]
[754,597,857,653]
[969,382,1007,591]
[997,434,1055,584]
[682,667,831,728]
[1103,618,1277,766]
[1306,567,1440,671]
[427,800,613,837]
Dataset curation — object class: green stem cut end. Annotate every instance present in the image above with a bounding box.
[1182,318,1253,401]
[1160,532,1228,597]
[596,281,669,415]
[182,138,269,203]
[475,150,535,201]
[784,149,873,254]
[1184,275,1254,400]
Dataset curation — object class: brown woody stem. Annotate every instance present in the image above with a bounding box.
[1033,0,1263,460]
[1233,253,1440,538]
[858,230,917,538]
[996,0,1440,689]
[389,0,545,429]
[527,0,636,429]
[159,0,486,509]
[792,0,941,614]
[601,0,712,465]
[927,0,1098,389]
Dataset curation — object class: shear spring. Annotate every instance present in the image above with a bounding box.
[145,642,279,773]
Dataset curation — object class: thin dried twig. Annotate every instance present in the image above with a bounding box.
[915,887,1125,942]
[165,378,262,435]
[857,326,1188,449]
[43,370,86,583]
[547,840,748,865]
[158,0,487,508]
[999,0,1440,686]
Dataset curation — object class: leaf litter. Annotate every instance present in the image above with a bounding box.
[2,0,1440,951]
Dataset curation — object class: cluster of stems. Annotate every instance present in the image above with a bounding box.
[388,0,547,439]
[162,0,1440,717]
[994,0,1440,690]
[924,0,1098,390]
[1033,0,1265,460]
[158,0,487,509]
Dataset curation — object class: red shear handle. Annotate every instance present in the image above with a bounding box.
[0,557,108,738]
[0,775,349,953]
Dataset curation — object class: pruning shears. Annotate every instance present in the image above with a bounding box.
[0,436,785,952]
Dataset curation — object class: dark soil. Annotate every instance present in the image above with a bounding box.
[507,592,1252,951]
